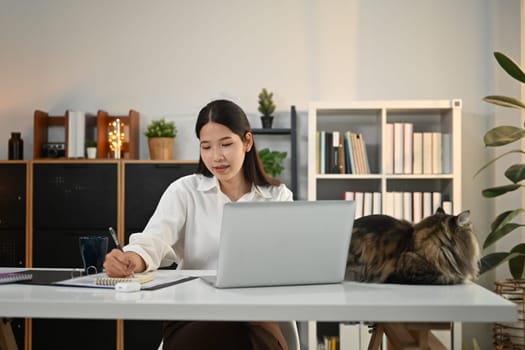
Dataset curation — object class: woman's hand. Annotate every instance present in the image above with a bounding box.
[103,249,145,277]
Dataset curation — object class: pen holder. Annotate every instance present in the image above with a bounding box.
[79,236,109,275]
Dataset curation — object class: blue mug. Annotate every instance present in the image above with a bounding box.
[79,236,108,275]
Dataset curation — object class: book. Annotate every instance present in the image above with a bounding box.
[393,122,404,174]
[403,123,413,174]
[319,131,326,174]
[384,123,394,174]
[94,273,155,286]
[343,131,354,174]
[442,133,452,173]
[422,132,433,174]
[0,271,32,284]
[372,192,382,214]
[432,132,442,174]
[413,192,423,223]
[423,192,432,218]
[360,133,371,174]
[403,192,412,222]
[363,192,373,216]
[393,192,403,219]
[354,192,364,218]
[412,132,423,174]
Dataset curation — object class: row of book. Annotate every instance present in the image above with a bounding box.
[316,131,371,175]
[385,122,451,175]
[344,191,452,222]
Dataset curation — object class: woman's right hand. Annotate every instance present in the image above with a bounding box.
[103,249,145,277]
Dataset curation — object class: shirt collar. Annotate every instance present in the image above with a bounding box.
[196,174,273,200]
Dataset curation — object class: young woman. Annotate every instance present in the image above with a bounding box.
[103,99,293,350]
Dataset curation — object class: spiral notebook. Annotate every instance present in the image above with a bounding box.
[0,271,33,284]
[94,273,154,286]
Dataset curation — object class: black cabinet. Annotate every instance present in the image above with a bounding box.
[31,161,119,350]
[0,160,200,350]
[0,162,27,350]
[32,162,118,267]
[123,162,196,242]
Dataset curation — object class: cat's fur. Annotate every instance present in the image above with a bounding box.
[345,208,480,285]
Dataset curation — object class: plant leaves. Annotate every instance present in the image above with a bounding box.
[483,95,525,110]
[474,149,525,177]
[490,209,525,232]
[495,51,525,84]
[482,183,521,198]
[483,126,525,146]
[505,164,525,183]
[479,252,520,275]
[483,223,523,249]
[509,244,525,278]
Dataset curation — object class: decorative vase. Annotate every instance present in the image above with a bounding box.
[260,116,274,129]
[148,137,174,160]
[86,147,97,159]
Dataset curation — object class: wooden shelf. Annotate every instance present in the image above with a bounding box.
[96,110,140,159]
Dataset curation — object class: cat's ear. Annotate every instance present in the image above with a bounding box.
[435,207,445,215]
[457,210,471,227]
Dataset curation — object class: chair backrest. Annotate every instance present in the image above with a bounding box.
[278,321,300,350]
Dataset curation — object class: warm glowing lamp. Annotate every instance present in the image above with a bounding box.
[108,118,125,159]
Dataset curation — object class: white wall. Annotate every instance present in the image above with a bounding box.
[0,0,521,347]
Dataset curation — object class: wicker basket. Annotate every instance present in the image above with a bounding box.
[494,279,525,349]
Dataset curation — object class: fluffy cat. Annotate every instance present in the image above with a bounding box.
[345,208,480,285]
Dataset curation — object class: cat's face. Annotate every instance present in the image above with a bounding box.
[413,208,480,282]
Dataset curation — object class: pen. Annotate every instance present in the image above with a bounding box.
[108,227,134,277]
[108,227,123,251]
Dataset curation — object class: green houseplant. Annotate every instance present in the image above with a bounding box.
[258,148,287,178]
[258,88,276,129]
[144,118,177,160]
[85,140,97,159]
[478,51,525,279]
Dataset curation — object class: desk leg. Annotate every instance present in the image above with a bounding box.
[368,323,384,350]
[369,322,449,350]
[0,319,18,350]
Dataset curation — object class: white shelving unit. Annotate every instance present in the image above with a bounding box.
[305,99,463,350]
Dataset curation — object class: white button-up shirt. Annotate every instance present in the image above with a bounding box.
[125,174,293,270]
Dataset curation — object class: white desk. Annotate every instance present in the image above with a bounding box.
[0,269,517,349]
[0,269,516,322]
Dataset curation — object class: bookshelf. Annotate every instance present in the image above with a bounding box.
[306,99,462,350]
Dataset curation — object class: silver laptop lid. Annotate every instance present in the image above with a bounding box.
[213,200,355,288]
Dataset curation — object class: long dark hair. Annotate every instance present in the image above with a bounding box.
[195,99,280,187]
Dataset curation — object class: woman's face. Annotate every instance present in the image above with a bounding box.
[199,122,252,183]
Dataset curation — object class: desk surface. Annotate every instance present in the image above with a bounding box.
[0,269,516,323]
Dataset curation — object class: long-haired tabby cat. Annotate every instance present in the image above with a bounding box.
[345,208,480,285]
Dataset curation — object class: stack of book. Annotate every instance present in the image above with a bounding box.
[344,190,453,222]
[317,131,370,174]
[384,122,451,175]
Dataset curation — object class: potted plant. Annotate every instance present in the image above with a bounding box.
[258,148,287,177]
[477,51,525,347]
[85,140,97,159]
[477,51,525,278]
[258,88,276,129]
[144,118,177,160]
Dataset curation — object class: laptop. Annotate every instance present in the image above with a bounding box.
[201,200,355,288]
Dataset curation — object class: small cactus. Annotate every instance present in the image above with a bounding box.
[257,88,276,116]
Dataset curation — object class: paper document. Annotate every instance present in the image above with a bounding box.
[56,270,196,290]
